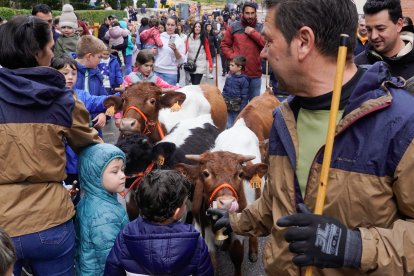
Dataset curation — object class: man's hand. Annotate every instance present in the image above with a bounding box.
[92,113,107,129]
[276,204,362,269]
[245,26,254,35]
[206,208,232,235]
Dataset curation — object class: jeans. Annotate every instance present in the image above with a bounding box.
[124,55,132,76]
[12,220,75,276]
[155,72,177,85]
[227,110,239,128]
[190,73,203,85]
[249,77,262,101]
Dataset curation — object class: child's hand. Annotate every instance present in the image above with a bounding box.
[92,113,107,129]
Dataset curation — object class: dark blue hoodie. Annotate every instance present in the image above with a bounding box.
[105,217,214,276]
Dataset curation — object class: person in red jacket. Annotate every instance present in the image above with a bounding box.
[220,2,265,101]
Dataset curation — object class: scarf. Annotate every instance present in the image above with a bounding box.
[241,16,257,28]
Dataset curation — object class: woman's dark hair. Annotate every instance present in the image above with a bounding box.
[204,22,213,34]
[135,49,155,65]
[135,170,190,223]
[0,16,51,69]
[364,0,402,24]
[264,0,357,60]
[190,21,206,43]
[51,55,78,71]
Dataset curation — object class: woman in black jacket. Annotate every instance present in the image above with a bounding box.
[205,23,218,79]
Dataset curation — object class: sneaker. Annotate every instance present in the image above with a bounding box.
[208,74,214,79]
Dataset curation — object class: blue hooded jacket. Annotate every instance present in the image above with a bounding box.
[65,89,107,175]
[222,73,250,110]
[75,61,108,97]
[75,143,129,276]
[105,217,214,276]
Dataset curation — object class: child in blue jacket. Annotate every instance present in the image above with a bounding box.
[74,35,108,136]
[222,56,250,128]
[98,45,123,95]
[76,143,129,276]
[51,55,121,189]
[105,170,213,276]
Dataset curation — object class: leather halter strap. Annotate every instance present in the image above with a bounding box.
[119,162,155,198]
[123,106,165,139]
[208,183,239,204]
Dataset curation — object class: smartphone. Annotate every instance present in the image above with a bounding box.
[169,35,175,45]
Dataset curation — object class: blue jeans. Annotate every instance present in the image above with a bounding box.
[155,72,177,85]
[227,111,239,128]
[249,77,262,101]
[124,55,132,76]
[12,220,75,276]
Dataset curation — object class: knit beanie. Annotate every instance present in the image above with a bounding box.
[60,4,78,29]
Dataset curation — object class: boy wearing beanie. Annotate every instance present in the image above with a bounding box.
[54,4,79,57]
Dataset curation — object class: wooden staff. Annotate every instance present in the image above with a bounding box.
[215,53,219,87]
[305,34,349,276]
[265,60,269,88]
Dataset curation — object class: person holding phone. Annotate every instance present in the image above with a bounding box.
[154,17,186,85]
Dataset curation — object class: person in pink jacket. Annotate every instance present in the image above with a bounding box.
[139,18,163,51]
[123,49,179,91]
[104,21,130,66]
[115,49,179,128]
[104,21,130,48]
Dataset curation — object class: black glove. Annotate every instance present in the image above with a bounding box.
[276,203,362,269]
[206,208,232,235]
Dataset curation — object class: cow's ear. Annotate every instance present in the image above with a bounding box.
[104,96,123,113]
[152,142,176,160]
[242,163,268,179]
[174,163,199,180]
[159,92,186,108]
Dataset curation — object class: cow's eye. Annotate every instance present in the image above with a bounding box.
[149,98,156,105]
[202,170,210,178]
[238,171,244,178]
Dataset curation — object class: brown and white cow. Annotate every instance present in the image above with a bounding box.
[114,82,186,143]
[175,150,268,276]
[113,82,227,143]
[159,84,228,132]
[235,88,280,159]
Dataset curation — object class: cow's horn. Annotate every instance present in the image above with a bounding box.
[185,154,202,161]
[239,155,256,163]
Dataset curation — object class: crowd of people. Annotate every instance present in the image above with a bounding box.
[1,0,414,275]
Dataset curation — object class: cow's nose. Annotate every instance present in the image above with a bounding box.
[217,197,239,213]
[119,118,140,132]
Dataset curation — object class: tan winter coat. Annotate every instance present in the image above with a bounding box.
[230,63,414,275]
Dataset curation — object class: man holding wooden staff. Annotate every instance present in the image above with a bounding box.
[207,0,414,275]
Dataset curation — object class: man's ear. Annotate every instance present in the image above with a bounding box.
[396,18,404,33]
[295,26,315,61]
